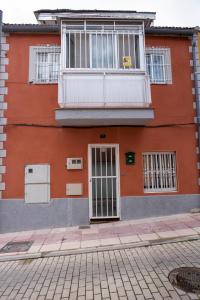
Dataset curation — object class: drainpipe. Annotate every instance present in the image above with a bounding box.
[192,28,200,185]
[0,11,2,67]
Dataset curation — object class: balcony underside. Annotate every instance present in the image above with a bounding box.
[55,108,154,126]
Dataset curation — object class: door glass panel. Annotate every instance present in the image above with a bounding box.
[111,147,116,176]
[92,177,97,217]
[91,146,118,218]
[112,178,117,216]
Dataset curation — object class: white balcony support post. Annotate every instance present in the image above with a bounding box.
[122,33,125,69]
[96,31,98,68]
[133,34,136,68]
[139,22,145,70]
[106,33,109,68]
[85,31,87,68]
[80,31,82,68]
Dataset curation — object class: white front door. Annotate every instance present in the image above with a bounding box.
[88,144,120,219]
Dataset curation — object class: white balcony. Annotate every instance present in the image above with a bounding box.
[56,23,154,126]
[58,71,151,108]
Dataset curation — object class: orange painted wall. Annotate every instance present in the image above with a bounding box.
[2,33,199,199]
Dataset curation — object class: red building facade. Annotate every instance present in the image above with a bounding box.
[0,10,199,232]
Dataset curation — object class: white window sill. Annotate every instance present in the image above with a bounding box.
[150,82,172,85]
[144,189,177,194]
[29,81,58,85]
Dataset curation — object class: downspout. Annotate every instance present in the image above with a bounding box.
[0,11,2,67]
[192,28,200,185]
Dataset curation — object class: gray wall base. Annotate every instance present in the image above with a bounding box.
[0,198,89,233]
[0,194,199,233]
[121,194,200,220]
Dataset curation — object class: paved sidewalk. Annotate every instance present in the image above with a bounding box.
[0,213,200,260]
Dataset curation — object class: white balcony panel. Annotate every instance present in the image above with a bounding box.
[59,73,151,107]
[105,75,150,104]
[63,74,103,103]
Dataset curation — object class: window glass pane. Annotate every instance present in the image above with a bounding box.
[152,54,165,82]
[143,152,177,192]
[35,47,60,83]
[66,34,75,68]
[91,34,115,68]
[145,48,172,84]
[145,54,152,78]
[135,35,140,69]
[37,52,48,82]
[49,53,60,81]
[118,34,139,69]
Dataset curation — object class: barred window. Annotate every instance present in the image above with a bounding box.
[145,48,172,84]
[29,46,61,83]
[143,152,177,193]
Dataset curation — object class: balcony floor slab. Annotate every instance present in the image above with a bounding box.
[55,108,154,126]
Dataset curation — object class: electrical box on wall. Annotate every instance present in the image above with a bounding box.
[66,158,83,170]
[24,164,50,204]
[66,183,83,196]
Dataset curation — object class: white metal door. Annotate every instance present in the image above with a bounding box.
[88,144,120,219]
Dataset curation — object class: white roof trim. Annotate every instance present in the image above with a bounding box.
[36,11,156,25]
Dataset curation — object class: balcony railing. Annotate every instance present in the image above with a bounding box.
[61,24,145,71]
[58,24,151,108]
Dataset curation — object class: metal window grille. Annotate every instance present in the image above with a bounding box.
[35,46,61,83]
[145,47,172,84]
[63,24,143,70]
[143,152,177,192]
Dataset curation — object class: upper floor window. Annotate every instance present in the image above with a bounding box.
[90,34,117,68]
[145,48,172,84]
[143,152,177,193]
[29,46,61,84]
[63,24,144,70]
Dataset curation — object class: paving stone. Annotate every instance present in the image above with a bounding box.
[60,241,80,250]
[100,238,120,246]
[40,243,61,252]
[46,291,55,299]
[158,286,169,297]
[152,293,163,300]
[81,240,101,248]
[139,233,159,241]
[86,290,93,299]
[94,294,102,300]
[157,230,179,238]
[133,285,142,295]
[175,228,198,236]
[119,235,141,244]
[142,289,152,299]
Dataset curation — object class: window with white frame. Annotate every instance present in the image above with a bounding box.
[145,48,172,84]
[63,24,143,70]
[29,46,61,83]
[143,152,177,193]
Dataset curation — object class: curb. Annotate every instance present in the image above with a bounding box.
[0,234,199,263]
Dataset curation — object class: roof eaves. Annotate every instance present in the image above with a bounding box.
[146,26,195,36]
[2,23,59,33]
[2,24,196,36]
